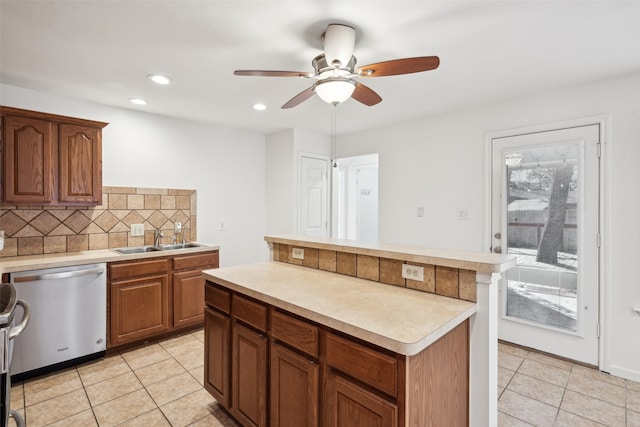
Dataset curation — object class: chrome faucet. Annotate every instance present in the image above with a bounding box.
[154,228,164,247]
[173,221,182,245]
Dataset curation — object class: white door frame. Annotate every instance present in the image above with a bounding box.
[484,115,608,370]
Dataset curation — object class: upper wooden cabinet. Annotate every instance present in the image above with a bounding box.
[1,106,107,206]
[58,123,102,204]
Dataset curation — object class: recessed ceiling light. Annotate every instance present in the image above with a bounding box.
[148,74,171,85]
[129,98,147,105]
[253,103,266,111]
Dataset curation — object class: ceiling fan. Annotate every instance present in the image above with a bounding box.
[234,24,440,109]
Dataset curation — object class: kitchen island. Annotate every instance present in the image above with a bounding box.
[202,235,515,426]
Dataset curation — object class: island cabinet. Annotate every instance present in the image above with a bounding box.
[204,285,231,407]
[205,280,470,427]
[270,310,319,427]
[1,106,107,206]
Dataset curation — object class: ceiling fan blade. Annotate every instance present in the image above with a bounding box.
[352,82,382,106]
[357,56,440,77]
[234,70,313,78]
[282,86,316,109]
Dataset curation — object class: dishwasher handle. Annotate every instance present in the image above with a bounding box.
[13,267,104,283]
[9,300,31,340]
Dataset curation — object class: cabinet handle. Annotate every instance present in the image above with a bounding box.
[13,267,104,282]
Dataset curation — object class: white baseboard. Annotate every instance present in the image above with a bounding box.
[606,364,640,383]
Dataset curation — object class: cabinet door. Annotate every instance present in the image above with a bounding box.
[270,343,318,427]
[110,274,170,346]
[173,269,205,328]
[325,372,398,427]
[2,115,54,203]
[232,323,267,427]
[204,307,230,407]
[58,123,101,204]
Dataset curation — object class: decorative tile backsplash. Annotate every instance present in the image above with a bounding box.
[0,186,196,257]
[272,242,477,303]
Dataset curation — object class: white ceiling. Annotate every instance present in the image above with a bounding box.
[1,1,639,136]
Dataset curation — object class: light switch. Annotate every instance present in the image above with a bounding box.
[457,208,470,221]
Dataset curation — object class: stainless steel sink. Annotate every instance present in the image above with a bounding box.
[158,243,203,250]
[113,243,203,254]
[113,246,162,254]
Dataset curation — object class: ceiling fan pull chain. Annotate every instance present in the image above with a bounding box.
[332,104,337,168]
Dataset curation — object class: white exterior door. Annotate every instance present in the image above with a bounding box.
[300,155,329,237]
[491,124,600,365]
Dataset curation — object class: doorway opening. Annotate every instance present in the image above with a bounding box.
[333,154,379,241]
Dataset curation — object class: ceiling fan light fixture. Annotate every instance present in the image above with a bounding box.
[323,24,356,68]
[315,79,356,104]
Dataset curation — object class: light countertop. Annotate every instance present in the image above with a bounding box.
[0,243,220,274]
[203,261,476,356]
[265,234,515,273]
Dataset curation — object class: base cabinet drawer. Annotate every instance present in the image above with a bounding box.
[326,332,398,398]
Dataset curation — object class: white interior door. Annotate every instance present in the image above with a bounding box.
[300,155,329,237]
[491,125,600,365]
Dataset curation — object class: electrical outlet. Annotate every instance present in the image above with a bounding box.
[417,207,424,217]
[131,223,144,236]
[292,247,304,260]
[402,264,424,281]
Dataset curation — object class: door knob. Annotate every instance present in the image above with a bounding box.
[493,246,502,254]
[494,232,502,240]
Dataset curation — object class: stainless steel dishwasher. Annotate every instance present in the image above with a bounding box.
[9,263,107,380]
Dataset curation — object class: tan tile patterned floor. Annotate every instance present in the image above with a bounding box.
[9,329,239,427]
[498,342,640,426]
[8,333,640,426]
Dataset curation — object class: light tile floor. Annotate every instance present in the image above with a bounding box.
[9,329,239,427]
[9,331,640,426]
[498,342,640,426]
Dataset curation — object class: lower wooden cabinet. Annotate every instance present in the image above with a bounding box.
[109,258,170,346]
[324,372,397,427]
[231,323,267,427]
[108,250,218,348]
[204,307,230,407]
[270,343,319,427]
[173,252,219,328]
[204,281,470,427]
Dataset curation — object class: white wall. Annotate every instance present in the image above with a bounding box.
[1,84,267,267]
[265,129,295,235]
[337,72,640,381]
[265,128,330,235]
